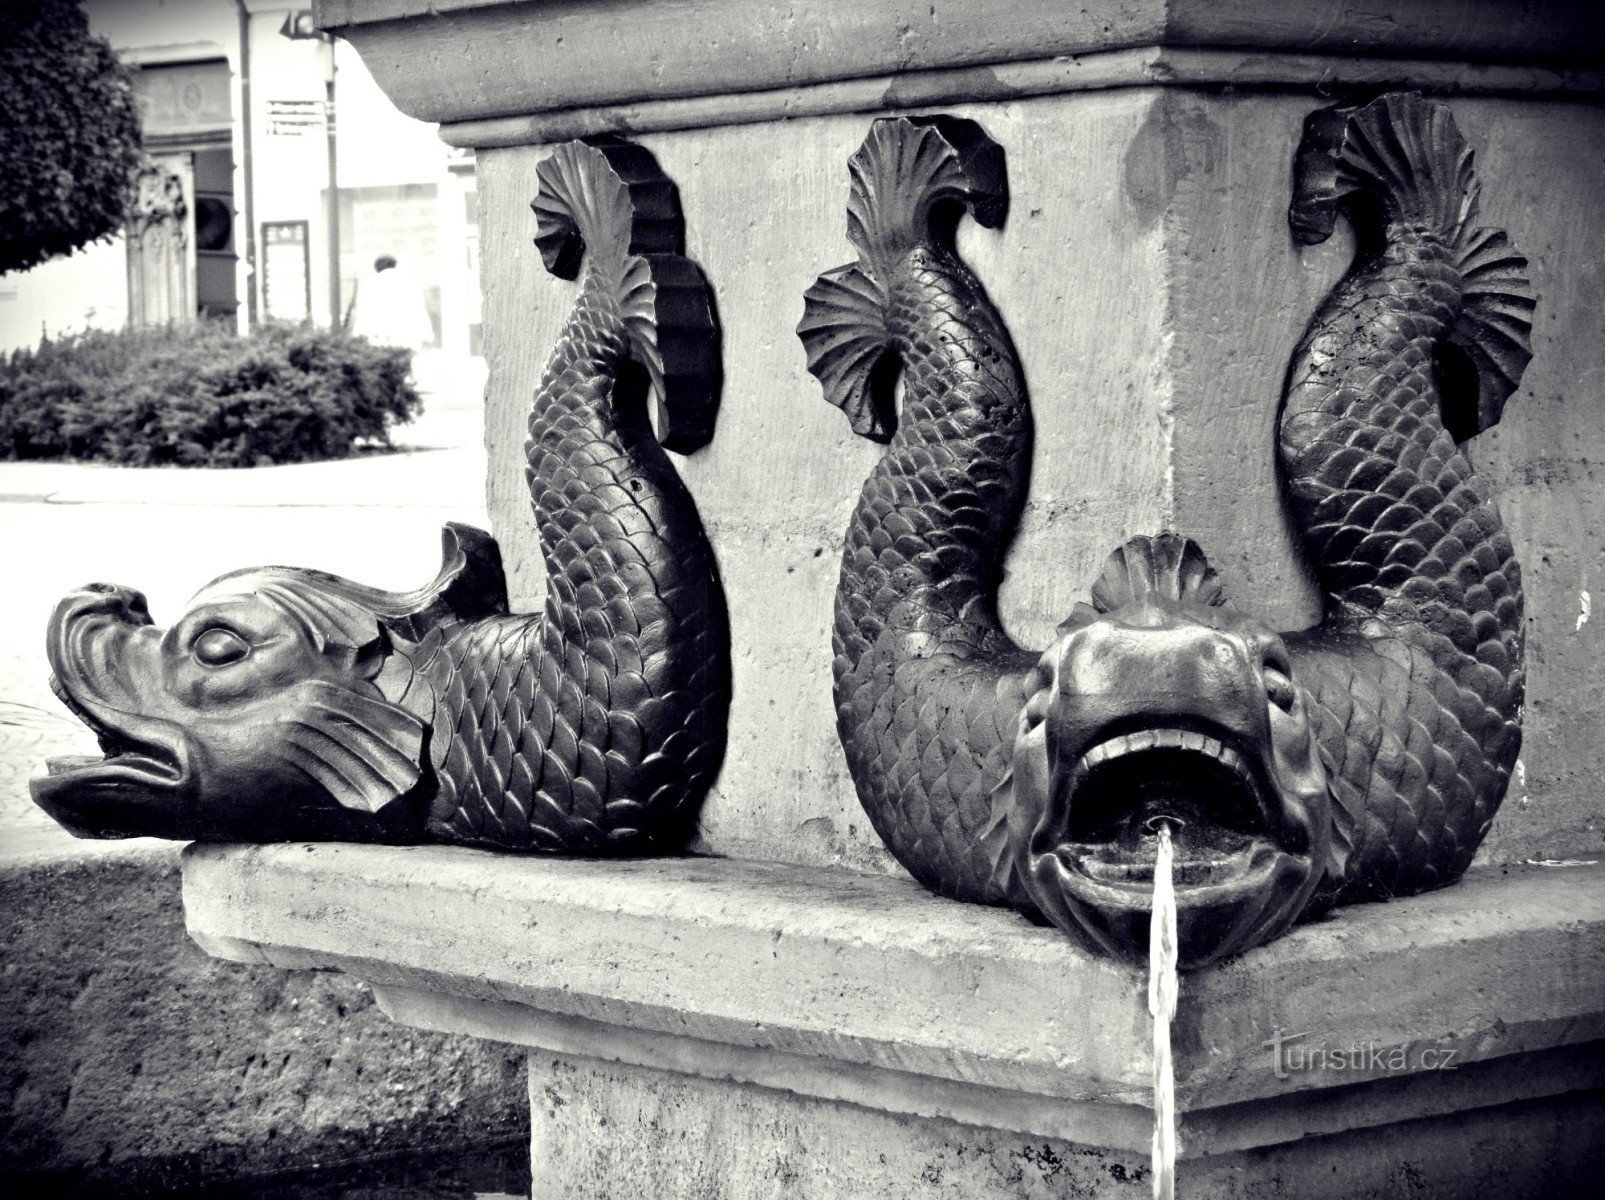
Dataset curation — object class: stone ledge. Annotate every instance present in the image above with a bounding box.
[312,0,1604,131]
[436,47,1605,147]
[181,844,1605,1157]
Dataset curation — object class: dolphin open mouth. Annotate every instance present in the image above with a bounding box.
[1051,725,1306,900]
[33,733,191,840]
[43,744,186,790]
[43,677,188,791]
[31,669,194,840]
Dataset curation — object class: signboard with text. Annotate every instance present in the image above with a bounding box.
[266,99,325,137]
[261,221,311,321]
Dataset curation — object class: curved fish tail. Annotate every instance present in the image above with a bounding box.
[532,136,720,452]
[1282,94,1530,901]
[798,115,1007,443]
[1291,92,1535,437]
[423,136,728,852]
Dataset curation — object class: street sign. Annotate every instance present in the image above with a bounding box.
[266,99,324,137]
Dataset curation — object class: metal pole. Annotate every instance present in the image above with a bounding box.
[323,38,340,327]
[235,0,258,327]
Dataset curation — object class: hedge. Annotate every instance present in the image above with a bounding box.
[1,0,144,275]
[0,321,423,467]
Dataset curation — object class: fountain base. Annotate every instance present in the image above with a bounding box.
[183,844,1605,1198]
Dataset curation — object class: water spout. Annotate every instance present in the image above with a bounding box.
[1149,821,1179,1199]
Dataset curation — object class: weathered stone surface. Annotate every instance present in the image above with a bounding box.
[0,840,526,1196]
[480,89,1605,873]
[527,1053,1605,1200]
[316,0,1604,130]
[182,842,1605,1148]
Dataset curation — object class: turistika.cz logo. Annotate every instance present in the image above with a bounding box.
[1261,1028,1459,1079]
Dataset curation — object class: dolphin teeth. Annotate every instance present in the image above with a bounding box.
[1069,726,1253,780]
[1058,724,1272,848]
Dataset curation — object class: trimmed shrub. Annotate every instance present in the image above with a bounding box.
[0,321,422,467]
[0,0,144,274]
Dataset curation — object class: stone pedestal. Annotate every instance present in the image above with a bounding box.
[181,1,1605,1194]
[184,845,1605,1197]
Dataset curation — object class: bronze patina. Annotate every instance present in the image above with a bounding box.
[34,136,730,853]
[799,96,1531,967]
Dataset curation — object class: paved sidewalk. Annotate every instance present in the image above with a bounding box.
[0,407,489,856]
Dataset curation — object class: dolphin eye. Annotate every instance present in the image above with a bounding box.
[193,627,251,667]
[1264,662,1297,713]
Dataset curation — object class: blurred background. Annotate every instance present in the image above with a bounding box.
[0,0,486,409]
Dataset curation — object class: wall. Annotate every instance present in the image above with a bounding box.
[0,0,474,353]
[481,88,1604,874]
[0,239,130,351]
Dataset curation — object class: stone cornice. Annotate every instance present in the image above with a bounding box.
[183,845,1605,1155]
[435,45,1605,147]
[311,0,1603,139]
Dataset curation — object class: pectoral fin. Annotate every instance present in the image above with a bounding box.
[278,681,426,814]
[983,693,1053,904]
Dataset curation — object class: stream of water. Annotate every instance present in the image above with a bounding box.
[1149,822,1179,1200]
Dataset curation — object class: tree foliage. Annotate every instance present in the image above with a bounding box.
[0,0,144,275]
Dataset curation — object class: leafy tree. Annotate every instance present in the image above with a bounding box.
[0,0,143,275]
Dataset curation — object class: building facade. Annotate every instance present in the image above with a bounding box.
[0,0,483,395]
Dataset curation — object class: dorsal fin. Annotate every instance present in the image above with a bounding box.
[193,522,508,651]
[1088,533,1226,614]
[370,523,508,642]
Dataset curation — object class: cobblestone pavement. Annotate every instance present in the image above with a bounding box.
[0,411,487,846]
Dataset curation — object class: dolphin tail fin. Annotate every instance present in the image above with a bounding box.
[532,136,720,453]
[1291,93,1535,438]
[798,115,1006,443]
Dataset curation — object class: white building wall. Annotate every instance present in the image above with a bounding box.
[0,0,477,395]
[0,239,130,351]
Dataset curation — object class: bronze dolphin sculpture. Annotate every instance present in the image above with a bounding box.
[34,136,730,852]
[799,96,1530,968]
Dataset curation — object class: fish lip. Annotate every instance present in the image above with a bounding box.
[35,589,197,827]
[1031,837,1312,969]
[1022,722,1317,963]
[1053,837,1298,907]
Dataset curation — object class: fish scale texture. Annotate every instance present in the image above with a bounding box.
[807,99,1528,911]
[1282,232,1524,902]
[830,248,1037,901]
[420,283,725,851]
